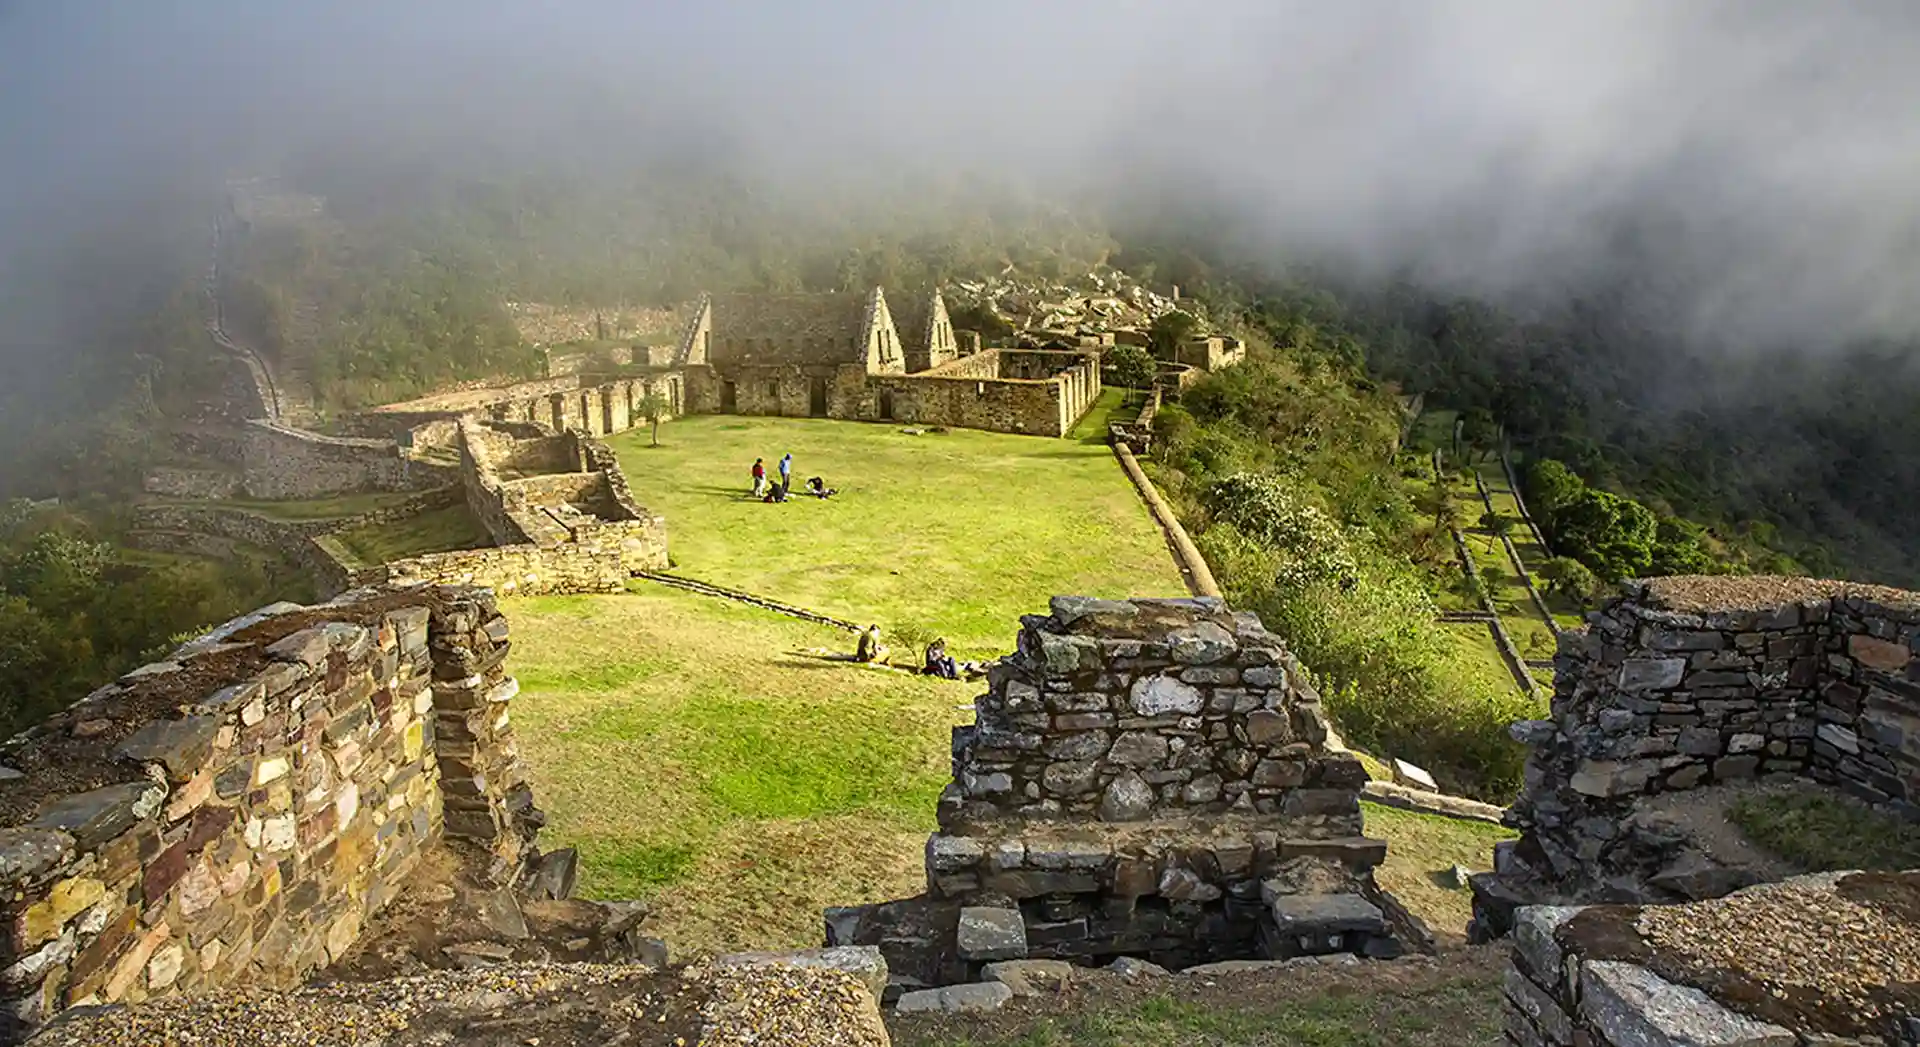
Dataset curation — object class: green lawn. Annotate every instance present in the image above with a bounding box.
[1364,801,1516,938]
[608,416,1186,657]
[328,503,493,565]
[1068,386,1134,443]
[509,586,973,957]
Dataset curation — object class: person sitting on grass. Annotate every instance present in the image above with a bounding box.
[922,638,960,679]
[762,483,789,503]
[855,624,888,664]
[805,476,838,499]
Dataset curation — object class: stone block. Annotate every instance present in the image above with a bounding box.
[1390,759,1437,791]
[982,958,1073,995]
[1815,722,1860,755]
[1503,966,1573,1045]
[27,783,163,849]
[1849,634,1911,672]
[1618,658,1687,691]
[1098,772,1154,822]
[895,982,1013,1013]
[115,715,224,782]
[956,907,1027,961]
[1569,760,1659,797]
[1264,892,1384,936]
[0,829,75,888]
[1167,622,1236,664]
[1511,905,1582,983]
[1712,755,1761,780]
[1129,674,1203,715]
[1276,837,1387,868]
[1107,732,1168,767]
[1677,727,1722,756]
[1579,960,1795,1047]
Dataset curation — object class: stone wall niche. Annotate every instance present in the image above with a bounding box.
[828,597,1425,994]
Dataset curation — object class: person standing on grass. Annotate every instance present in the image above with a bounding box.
[778,453,793,496]
[751,457,766,497]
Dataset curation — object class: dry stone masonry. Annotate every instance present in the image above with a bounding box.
[1502,870,1919,1047]
[0,586,542,1042]
[827,597,1423,998]
[1474,576,1920,937]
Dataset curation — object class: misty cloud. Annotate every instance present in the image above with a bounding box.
[5,0,1920,356]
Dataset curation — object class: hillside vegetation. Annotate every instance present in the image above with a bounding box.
[1139,313,1540,798]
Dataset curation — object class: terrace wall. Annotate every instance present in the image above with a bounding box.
[0,586,537,1041]
[240,423,459,500]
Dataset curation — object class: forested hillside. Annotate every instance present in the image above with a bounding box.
[1114,219,1920,590]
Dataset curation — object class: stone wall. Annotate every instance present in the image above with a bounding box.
[0,586,539,1041]
[240,423,459,500]
[1474,576,1920,935]
[829,598,1418,989]
[1501,870,1918,1047]
[142,468,242,500]
[866,350,1103,438]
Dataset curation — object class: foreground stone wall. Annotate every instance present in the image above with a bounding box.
[0,586,537,1041]
[1475,576,1920,934]
[830,598,1417,990]
[1502,870,1918,1047]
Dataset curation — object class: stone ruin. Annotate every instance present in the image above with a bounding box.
[826,597,1427,998]
[1477,576,1920,1047]
[0,586,683,1045]
[1474,576,1920,933]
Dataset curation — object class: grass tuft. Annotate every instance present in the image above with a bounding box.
[1730,790,1920,872]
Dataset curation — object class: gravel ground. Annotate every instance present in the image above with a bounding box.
[1641,574,1920,612]
[1634,871,1920,1037]
[30,960,885,1047]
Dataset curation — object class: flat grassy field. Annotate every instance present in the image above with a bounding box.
[607,416,1186,656]
[509,586,974,957]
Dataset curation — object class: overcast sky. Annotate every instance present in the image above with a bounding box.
[4,0,1920,354]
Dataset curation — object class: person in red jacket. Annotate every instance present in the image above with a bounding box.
[751,457,766,497]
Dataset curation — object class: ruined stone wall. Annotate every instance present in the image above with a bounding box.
[0,587,537,1041]
[240,423,460,500]
[829,598,1414,982]
[1475,577,1920,935]
[142,468,244,500]
[1501,870,1916,1047]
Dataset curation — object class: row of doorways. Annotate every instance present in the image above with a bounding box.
[718,377,892,419]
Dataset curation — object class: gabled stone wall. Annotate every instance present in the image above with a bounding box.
[1474,576,1920,937]
[0,586,539,1042]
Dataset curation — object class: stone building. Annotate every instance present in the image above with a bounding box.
[673,288,1102,437]
[826,597,1425,993]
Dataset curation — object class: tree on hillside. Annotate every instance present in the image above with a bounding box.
[1479,510,1514,537]
[1542,556,1600,602]
[1418,484,1458,531]
[1148,310,1200,360]
[1525,458,1586,520]
[636,392,667,447]
[1106,345,1156,403]
[1461,407,1500,461]
[1553,488,1658,580]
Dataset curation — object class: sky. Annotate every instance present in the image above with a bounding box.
[4,0,1920,361]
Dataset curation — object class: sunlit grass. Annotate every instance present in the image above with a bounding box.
[608,416,1185,656]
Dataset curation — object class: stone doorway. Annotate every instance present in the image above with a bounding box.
[720,380,737,413]
[878,388,894,421]
[809,376,828,417]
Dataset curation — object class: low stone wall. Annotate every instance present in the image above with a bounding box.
[1474,576,1920,935]
[142,468,242,500]
[0,586,539,1041]
[1502,870,1918,1046]
[830,597,1418,990]
[241,422,459,500]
